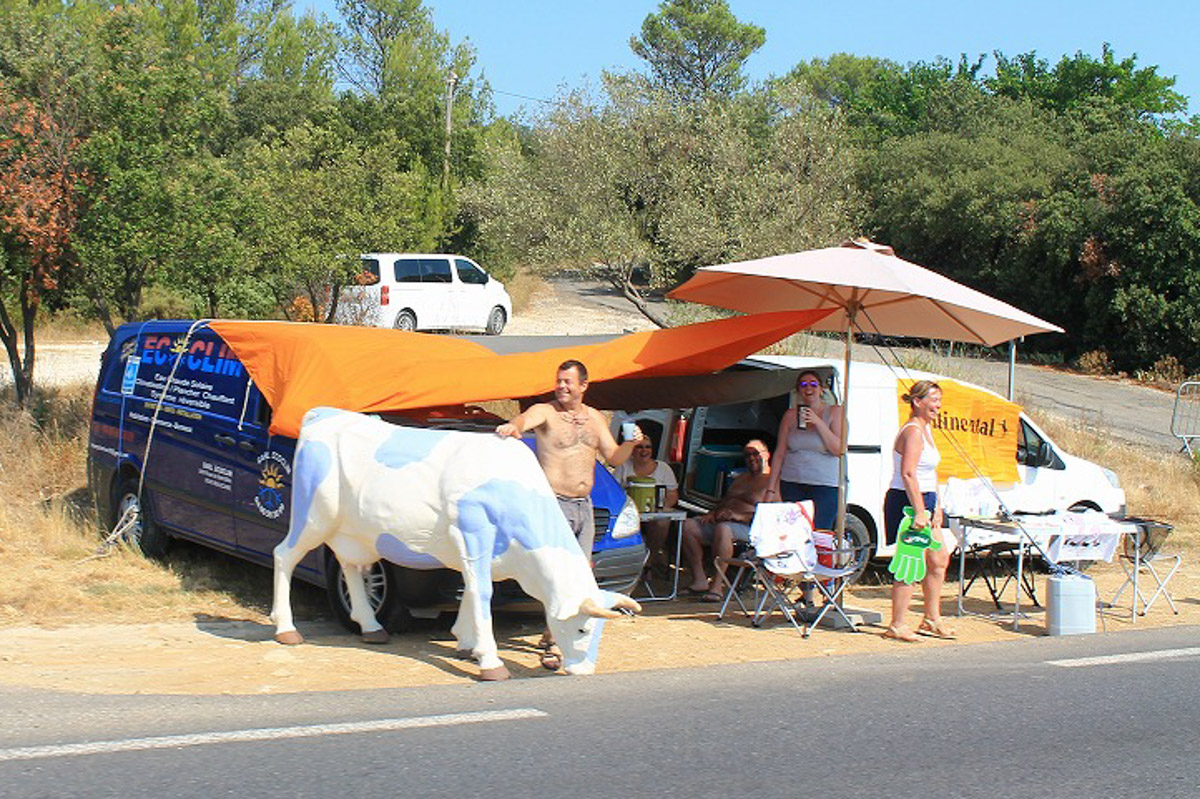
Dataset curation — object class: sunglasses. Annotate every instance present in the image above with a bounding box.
[797,381,821,388]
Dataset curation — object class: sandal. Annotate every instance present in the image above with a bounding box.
[536,635,563,671]
[882,625,921,643]
[917,618,957,639]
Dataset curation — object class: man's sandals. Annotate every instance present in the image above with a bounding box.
[536,635,563,671]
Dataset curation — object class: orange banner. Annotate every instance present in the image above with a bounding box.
[896,378,1019,484]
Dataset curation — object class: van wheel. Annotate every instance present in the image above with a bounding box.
[485,307,506,335]
[114,476,170,558]
[326,556,413,634]
[393,310,417,332]
[842,512,872,582]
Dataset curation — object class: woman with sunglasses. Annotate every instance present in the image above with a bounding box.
[612,428,679,572]
[766,370,845,532]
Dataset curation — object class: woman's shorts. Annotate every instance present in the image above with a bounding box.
[883,487,938,546]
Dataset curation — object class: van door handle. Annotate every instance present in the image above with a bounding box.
[238,440,257,452]
[214,434,235,446]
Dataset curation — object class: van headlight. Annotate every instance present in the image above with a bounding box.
[611,496,641,539]
[1102,467,1121,489]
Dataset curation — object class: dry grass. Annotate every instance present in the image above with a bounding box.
[1036,411,1200,551]
[0,381,325,628]
[504,269,543,316]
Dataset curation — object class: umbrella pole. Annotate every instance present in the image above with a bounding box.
[835,307,855,548]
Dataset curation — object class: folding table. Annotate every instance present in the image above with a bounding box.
[631,510,688,602]
[952,512,1143,631]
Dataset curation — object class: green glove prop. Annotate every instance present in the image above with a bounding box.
[887,506,942,585]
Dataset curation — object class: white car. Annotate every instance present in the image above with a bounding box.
[337,253,512,335]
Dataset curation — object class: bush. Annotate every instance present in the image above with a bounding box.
[1076,349,1114,376]
[1135,355,1187,385]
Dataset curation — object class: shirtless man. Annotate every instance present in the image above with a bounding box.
[495,359,640,558]
[496,359,640,670]
[681,439,772,600]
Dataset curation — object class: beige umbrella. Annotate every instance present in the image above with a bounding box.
[668,239,1063,540]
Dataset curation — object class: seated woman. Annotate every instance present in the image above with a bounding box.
[612,429,679,573]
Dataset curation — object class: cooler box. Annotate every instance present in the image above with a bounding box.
[1045,573,1097,635]
[692,445,744,497]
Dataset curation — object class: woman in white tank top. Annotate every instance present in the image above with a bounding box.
[883,380,957,642]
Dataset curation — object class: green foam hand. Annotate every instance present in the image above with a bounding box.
[887,506,941,585]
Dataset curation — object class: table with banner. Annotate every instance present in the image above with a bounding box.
[950,510,1143,630]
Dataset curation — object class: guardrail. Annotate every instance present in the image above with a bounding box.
[1171,381,1200,457]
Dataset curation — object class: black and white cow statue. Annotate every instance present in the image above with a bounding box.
[270,407,641,680]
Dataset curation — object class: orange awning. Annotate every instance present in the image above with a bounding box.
[209,309,833,437]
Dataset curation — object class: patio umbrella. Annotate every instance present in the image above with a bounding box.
[668,238,1064,539]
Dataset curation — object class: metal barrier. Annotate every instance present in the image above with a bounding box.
[1172,381,1200,457]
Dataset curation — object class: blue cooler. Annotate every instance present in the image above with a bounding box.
[1045,573,1097,635]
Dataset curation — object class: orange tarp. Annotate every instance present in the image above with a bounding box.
[210,309,833,437]
[895,378,1020,484]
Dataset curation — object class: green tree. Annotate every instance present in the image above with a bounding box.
[463,81,861,326]
[630,0,765,102]
[988,44,1187,120]
[238,123,441,321]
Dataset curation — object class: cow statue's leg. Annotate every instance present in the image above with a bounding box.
[270,536,309,645]
[271,437,335,646]
[450,533,509,681]
[338,560,390,644]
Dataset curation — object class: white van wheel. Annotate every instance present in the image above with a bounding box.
[485,307,506,335]
[842,512,872,581]
[393,310,417,332]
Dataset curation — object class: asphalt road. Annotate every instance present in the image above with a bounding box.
[2,625,1198,798]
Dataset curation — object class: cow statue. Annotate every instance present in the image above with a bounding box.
[270,407,641,680]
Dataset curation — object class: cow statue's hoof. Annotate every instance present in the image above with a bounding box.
[274,630,304,646]
[360,629,390,645]
[478,665,511,681]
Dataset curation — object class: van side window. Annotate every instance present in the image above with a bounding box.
[100,335,138,394]
[394,259,422,283]
[420,258,452,283]
[455,259,487,285]
[358,259,381,285]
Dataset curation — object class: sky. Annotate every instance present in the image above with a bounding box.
[299,0,1200,119]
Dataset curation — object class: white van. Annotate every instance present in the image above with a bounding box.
[338,253,513,335]
[613,355,1126,560]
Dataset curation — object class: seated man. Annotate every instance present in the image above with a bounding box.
[681,439,772,601]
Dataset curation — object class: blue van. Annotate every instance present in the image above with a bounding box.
[86,320,646,632]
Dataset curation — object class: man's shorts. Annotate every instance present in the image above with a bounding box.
[556,494,595,557]
[696,518,751,546]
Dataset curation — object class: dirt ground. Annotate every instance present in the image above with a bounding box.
[2,564,1196,695]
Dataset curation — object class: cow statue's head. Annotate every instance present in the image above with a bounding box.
[546,590,642,675]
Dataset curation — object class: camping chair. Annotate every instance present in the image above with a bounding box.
[715,502,866,637]
[1110,520,1180,615]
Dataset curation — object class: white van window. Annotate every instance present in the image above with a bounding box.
[1017,418,1044,464]
[419,258,452,283]
[455,258,488,285]
[358,258,381,285]
[394,259,422,283]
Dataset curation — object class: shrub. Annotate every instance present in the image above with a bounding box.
[1076,349,1114,376]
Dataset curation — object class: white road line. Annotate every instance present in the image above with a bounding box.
[0,708,547,763]
[1047,647,1200,668]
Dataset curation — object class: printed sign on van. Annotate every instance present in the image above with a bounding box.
[254,451,290,519]
[897,379,1019,483]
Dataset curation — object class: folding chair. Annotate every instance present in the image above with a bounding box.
[715,502,866,637]
[1111,520,1180,615]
